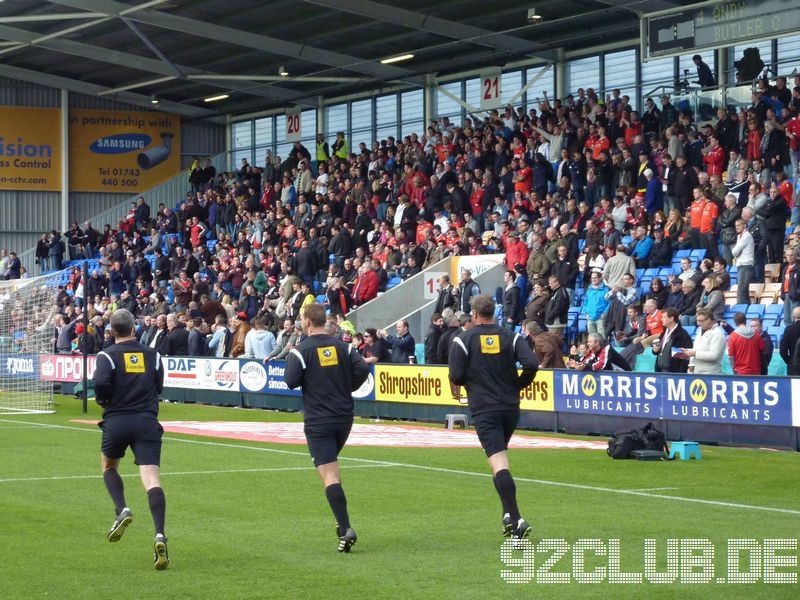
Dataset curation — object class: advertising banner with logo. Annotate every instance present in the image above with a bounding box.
[0,354,39,379]
[450,254,505,284]
[68,109,181,193]
[0,107,61,191]
[40,354,97,382]
[375,364,553,411]
[556,371,662,419]
[239,360,375,401]
[662,373,792,427]
[554,370,794,427]
[161,357,239,392]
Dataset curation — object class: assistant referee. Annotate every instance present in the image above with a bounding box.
[448,295,539,541]
[285,303,370,552]
[92,308,169,570]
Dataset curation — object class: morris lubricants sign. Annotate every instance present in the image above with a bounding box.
[0,107,61,191]
[69,109,181,193]
[556,370,793,426]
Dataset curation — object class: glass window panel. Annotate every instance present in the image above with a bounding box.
[400,89,423,139]
[435,81,461,121]
[465,78,480,111]
[325,103,348,140]
[301,109,317,146]
[501,70,522,105]
[641,56,675,97]
[350,99,374,148]
[254,117,273,148]
[604,49,638,110]
[232,121,251,149]
[566,56,600,96]
[525,65,555,108]
[376,94,398,141]
[778,33,800,73]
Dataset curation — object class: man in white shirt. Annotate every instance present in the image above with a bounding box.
[731,217,755,306]
[684,307,726,374]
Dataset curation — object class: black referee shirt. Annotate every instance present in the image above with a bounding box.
[448,323,539,415]
[93,340,164,418]
[284,334,370,425]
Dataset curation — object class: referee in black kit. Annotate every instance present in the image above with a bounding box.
[92,308,169,570]
[448,295,539,541]
[285,303,370,552]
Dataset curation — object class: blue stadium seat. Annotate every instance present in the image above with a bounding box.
[684,325,697,337]
[315,294,326,303]
[765,303,783,316]
[745,305,765,318]
[658,268,673,279]
[690,249,706,261]
[729,304,748,314]
[674,249,691,258]
[386,277,402,290]
[644,268,660,278]
[578,239,586,252]
[635,268,645,279]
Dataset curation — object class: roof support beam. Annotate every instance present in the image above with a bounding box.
[302,0,555,61]
[0,63,214,118]
[49,0,422,84]
[0,22,304,104]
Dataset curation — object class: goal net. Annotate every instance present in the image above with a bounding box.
[0,271,63,414]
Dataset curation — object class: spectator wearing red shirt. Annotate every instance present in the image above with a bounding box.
[727,312,765,375]
[504,231,529,270]
[702,136,725,177]
[513,157,533,195]
[351,263,379,306]
[589,126,611,160]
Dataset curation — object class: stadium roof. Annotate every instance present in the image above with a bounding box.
[0,0,695,119]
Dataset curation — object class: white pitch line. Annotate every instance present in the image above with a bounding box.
[3,418,800,517]
[625,487,678,492]
[0,464,392,484]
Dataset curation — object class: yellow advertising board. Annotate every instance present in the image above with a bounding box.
[374,364,553,412]
[0,107,61,191]
[68,109,181,193]
[450,254,505,285]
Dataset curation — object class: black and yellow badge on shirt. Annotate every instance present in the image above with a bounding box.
[317,346,338,367]
[480,335,500,354]
[123,352,145,374]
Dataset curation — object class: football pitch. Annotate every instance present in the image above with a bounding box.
[1,397,799,599]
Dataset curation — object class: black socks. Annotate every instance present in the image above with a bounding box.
[147,487,166,536]
[103,469,126,515]
[325,483,350,531]
[494,469,520,522]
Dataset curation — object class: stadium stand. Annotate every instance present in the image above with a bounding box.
[1,28,799,377]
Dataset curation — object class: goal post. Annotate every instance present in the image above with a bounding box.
[0,271,64,415]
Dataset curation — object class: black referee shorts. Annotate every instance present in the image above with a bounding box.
[474,409,520,458]
[304,420,353,467]
[100,414,164,466]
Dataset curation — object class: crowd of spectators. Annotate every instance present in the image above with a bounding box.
[4,68,800,374]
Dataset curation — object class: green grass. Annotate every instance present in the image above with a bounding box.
[1,397,799,599]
